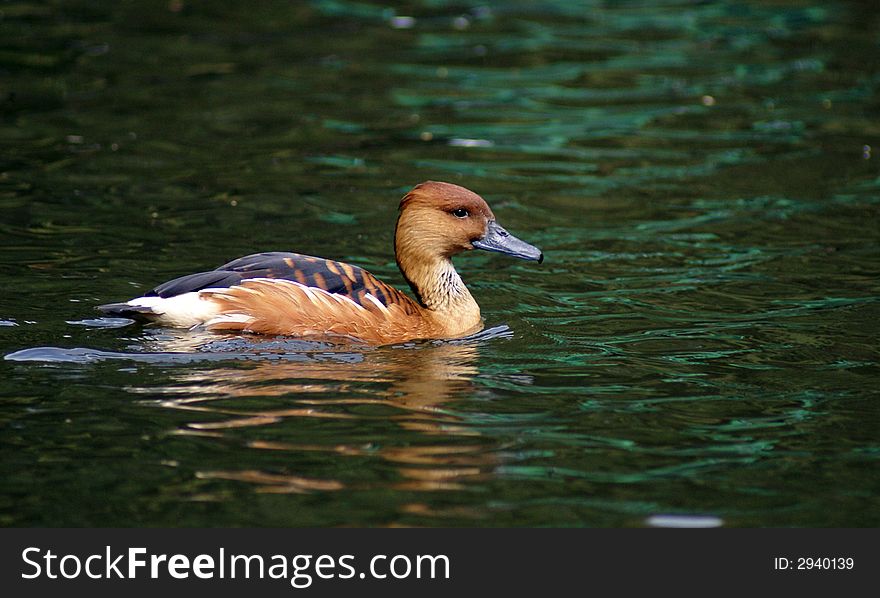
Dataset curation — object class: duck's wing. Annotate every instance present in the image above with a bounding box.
[149,252,416,313]
[98,252,423,337]
[199,277,429,343]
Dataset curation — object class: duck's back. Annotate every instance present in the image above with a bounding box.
[150,252,413,312]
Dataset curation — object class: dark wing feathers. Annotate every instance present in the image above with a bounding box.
[150,270,244,298]
[146,252,411,311]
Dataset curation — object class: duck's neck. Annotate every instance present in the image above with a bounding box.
[395,244,481,334]
[412,258,475,312]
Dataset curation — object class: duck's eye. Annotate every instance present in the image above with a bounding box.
[452,208,469,218]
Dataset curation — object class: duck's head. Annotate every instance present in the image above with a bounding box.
[396,181,544,263]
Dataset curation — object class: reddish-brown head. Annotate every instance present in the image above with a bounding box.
[396,180,543,264]
[396,181,498,258]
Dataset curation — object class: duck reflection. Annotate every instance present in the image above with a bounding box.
[133,328,522,501]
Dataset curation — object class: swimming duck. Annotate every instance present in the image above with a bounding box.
[98,181,543,344]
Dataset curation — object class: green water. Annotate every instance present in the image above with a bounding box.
[1,0,878,527]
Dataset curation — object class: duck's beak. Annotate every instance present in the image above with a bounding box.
[472,221,544,263]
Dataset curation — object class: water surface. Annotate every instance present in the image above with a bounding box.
[1,0,879,526]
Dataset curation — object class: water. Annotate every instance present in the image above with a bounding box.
[1,0,878,527]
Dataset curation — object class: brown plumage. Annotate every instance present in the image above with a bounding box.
[97,181,543,345]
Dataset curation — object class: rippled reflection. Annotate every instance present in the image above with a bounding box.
[129,331,509,495]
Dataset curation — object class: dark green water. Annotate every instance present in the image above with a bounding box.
[2,0,878,527]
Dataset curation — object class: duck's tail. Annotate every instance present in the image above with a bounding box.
[96,302,157,321]
[96,292,222,327]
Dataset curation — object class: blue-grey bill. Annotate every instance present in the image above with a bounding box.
[472,221,544,263]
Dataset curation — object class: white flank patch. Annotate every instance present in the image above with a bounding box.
[128,292,222,328]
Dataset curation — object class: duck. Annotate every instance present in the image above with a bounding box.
[97,181,543,344]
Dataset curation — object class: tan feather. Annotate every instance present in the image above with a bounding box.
[201,278,439,343]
